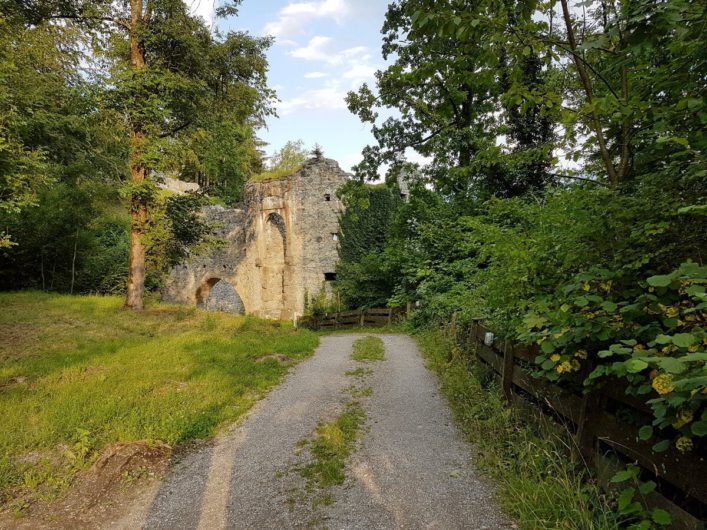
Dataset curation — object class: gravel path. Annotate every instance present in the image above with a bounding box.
[116,334,511,530]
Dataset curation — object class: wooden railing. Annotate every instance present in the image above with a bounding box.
[298,307,404,330]
[454,320,706,528]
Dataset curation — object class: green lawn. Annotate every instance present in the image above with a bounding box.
[0,291,318,507]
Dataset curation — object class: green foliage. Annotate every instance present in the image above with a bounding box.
[250,140,311,182]
[0,0,274,295]
[610,465,672,529]
[303,285,340,322]
[298,401,365,489]
[347,0,558,198]
[171,122,262,205]
[520,263,706,452]
[0,291,318,507]
[335,182,403,308]
[339,9,706,522]
[0,185,215,294]
[0,16,127,247]
[142,191,219,291]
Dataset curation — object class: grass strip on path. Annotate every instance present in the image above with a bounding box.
[351,336,384,362]
[299,401,366,491]
[416,329,620,530]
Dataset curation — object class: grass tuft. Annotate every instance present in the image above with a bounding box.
[299,401,365,489]
[416,330,619,530]
[249,166,301,182]
[351,336,385,362]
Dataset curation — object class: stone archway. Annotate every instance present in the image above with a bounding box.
[260,212,288,319]
[196,278,245,314]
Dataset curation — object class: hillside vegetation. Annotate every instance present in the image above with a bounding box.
[0,292,318,509]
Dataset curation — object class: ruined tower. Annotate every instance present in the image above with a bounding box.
[162,157,349,320]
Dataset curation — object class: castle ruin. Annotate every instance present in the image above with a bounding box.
[162,157,349,320]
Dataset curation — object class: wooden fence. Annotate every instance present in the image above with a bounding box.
[298,307,404,330]
[454,320,706,528]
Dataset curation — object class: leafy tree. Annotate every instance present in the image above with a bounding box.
[311,144,324,159]
[10,0,274,308]
[0,14,122,248]
[335,182,403,308]
[269,139,308,174]
[346,0,556,200]
[172,120,262,205]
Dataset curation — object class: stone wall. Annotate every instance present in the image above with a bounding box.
[162,157,349,320]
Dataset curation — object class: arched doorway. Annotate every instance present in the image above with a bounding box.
[195,278,245,314]
[260,213,287,318]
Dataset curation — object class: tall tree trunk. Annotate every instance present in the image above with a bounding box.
[125,0,147,310]
[41,251,45,291]
[70,227,79,294]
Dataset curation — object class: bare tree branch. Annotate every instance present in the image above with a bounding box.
[559,0,620,187]
[48,15,131,31]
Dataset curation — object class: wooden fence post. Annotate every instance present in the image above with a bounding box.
[360,309,365,327]
[575,391,602,464]
[501,340,515,402]
[387,307,392,326]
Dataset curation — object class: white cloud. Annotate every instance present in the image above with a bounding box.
[282,37,380,115]
[289,36,369,66]
[290,36,338,63]
[304,72,330,79]
[289,36,378,87]
[264,0,350,39]
[186,0,215,27]
[342,61,377,81]
[279,84,348,115]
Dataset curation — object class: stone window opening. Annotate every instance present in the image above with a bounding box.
[324,193,331,201]
[324,272,337,281]
[400,193,407,200]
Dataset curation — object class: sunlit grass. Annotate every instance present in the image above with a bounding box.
[0,291,318,506]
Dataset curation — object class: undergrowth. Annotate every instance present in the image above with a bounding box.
[416,329,620,530]
[351,336,385,362]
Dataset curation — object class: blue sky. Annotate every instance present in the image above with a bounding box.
[190,0,392,172]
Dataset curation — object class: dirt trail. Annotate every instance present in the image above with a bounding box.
[7,334,512,530]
